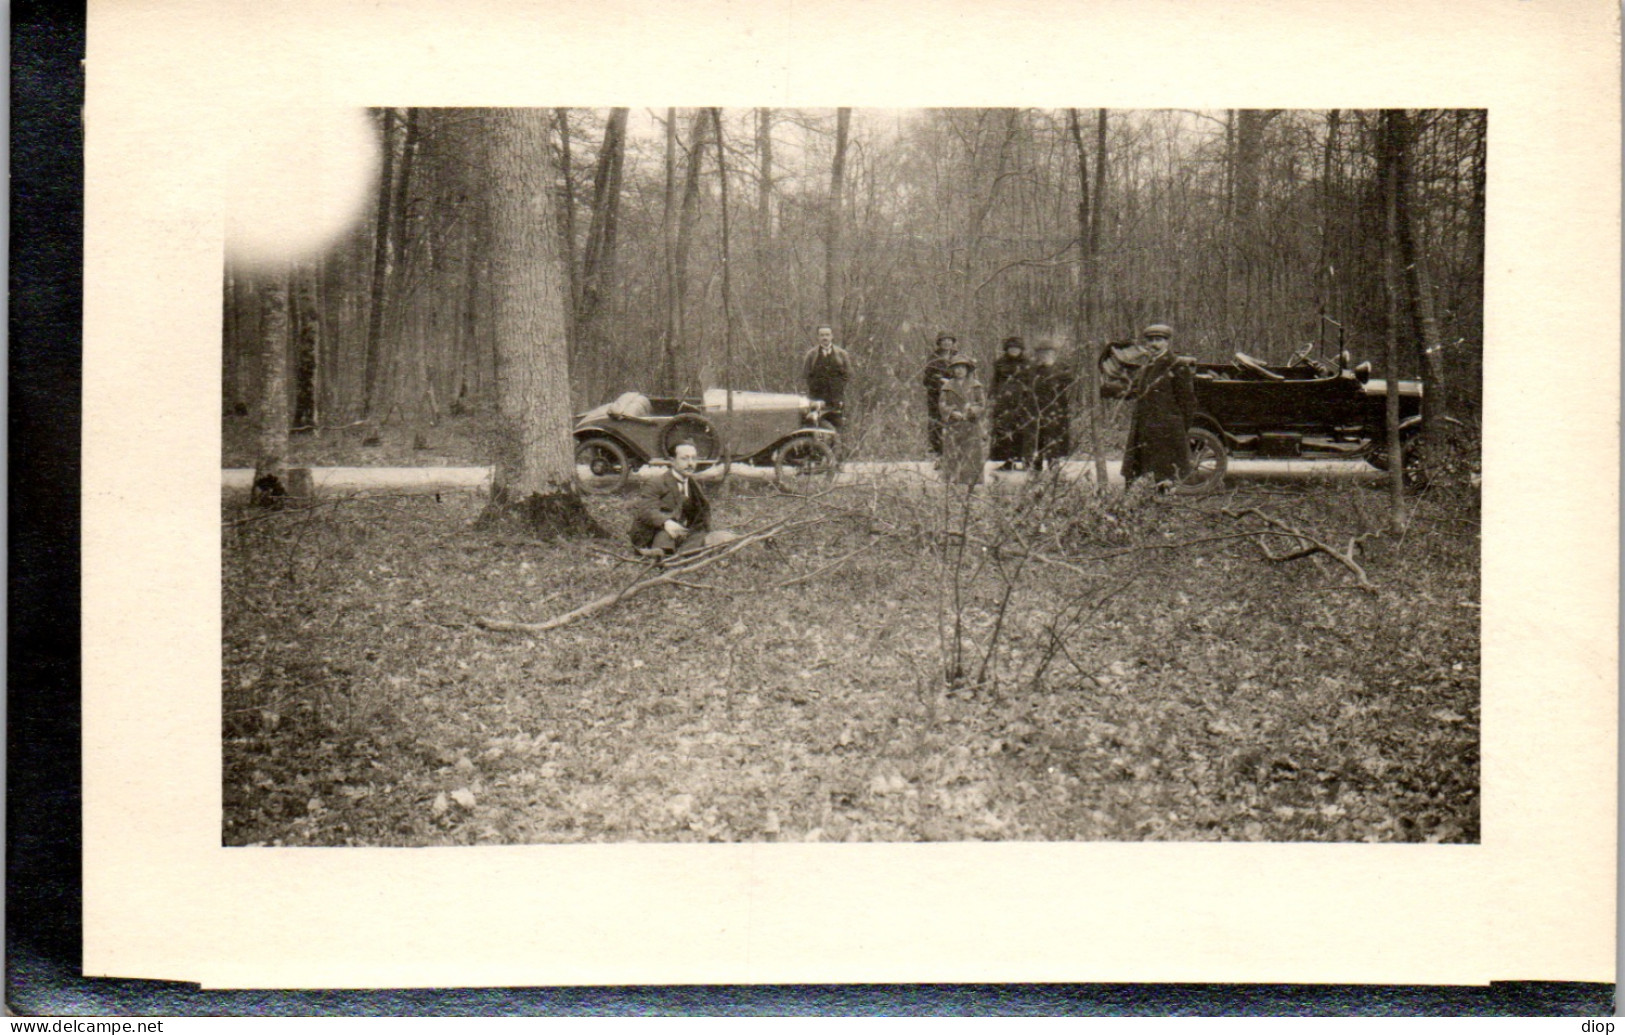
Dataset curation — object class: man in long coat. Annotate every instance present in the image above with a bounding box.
[629,443,711,557]
[1120,323,1198,487]
[1024,340,1074,472]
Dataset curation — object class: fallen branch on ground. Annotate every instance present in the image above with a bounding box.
[473,517,813,634]
[1224,507,1380,594]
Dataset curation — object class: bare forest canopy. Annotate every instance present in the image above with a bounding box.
[223,107,1485,434]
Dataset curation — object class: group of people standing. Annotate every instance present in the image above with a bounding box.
[799,322,1197,490]
[921,333,1076,485]
[632,321,1196,558]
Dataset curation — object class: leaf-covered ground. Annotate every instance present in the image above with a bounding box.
[223,475,1479,846]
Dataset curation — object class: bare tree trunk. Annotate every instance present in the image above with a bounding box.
[480,109,580,521]
[1067,109,1108,486]
[555,108,581,335]
[824,107,851,326]
[672,109,708,392]
[362,108,397,418]
[1380,110,1408,529]
[1318,109,1340,320]
[756,107,774,237]
[713,108,736,487]
[292,261,321,430]
[579,107,628,356]
[1394,109,1451,429]
[223,266,243,415]
[660,108,680,394]
[252,265,292,505]
[1090,109,1107,261]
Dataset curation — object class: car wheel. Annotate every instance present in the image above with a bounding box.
[772,435,838,494]
[660,414,722,466]
[1177,427,1228,495]
[574,437,632,494]
[1366,430,1428,489]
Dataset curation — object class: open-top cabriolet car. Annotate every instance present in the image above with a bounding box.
[573,388,838,493]
[1102,342,1425,492]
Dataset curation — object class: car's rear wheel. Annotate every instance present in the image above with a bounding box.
[1366,430,1427,489]
[574,437,633,494]
[772,435,838,494]
[1177,427,1228,494]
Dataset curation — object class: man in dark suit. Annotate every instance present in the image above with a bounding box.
[802,324,852,430]
[630,443,711,558]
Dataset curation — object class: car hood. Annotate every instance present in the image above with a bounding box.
[1361,378,1425,397]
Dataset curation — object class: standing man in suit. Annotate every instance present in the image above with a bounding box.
[630,443,711,558]
[802,324,852,430]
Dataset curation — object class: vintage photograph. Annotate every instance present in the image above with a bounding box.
[221,107,1483,848]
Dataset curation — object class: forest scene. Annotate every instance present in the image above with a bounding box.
[223,108,1482,846]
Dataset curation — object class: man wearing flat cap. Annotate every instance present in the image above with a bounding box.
[1120,323,1197,488]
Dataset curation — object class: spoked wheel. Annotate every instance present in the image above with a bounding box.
[1366,431,1428,489]
[574,437,633,494]
[660,414,722,470]
[772,435,839,494]
[1178,427,1229,495]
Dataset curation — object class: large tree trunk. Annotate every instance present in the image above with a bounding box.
[252,266,292,506]
[1394,110,1451,429]
[1379,109,1408,529]
[578,106,628,363]
[291,261,321,430]
[672,109,709,393]
[362,108,398,419]
[477,109,598,536]
[1067,109,1108,486]
[824,107,851,326]
[555,108,581,343]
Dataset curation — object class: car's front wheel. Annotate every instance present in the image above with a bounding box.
[1178,427,1228,494]
[574,437,633,494]
[771,435,838,494]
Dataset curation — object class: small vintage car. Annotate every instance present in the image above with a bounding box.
[1101,342,1426,492]
[573,388,839,493]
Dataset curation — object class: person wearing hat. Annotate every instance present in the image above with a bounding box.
[920,334,959,458]
[1022,338,1075,473]
[938,353,988,486]
[989,336,1030,470]
[1120,323,1198,488]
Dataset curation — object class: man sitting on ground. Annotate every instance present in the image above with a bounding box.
[629,443,711,558]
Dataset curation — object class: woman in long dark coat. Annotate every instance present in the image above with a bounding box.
[989,336,1029,469]
[939,356,988,486]
[1121,324,1197,487]
[1025,341,1074,472]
